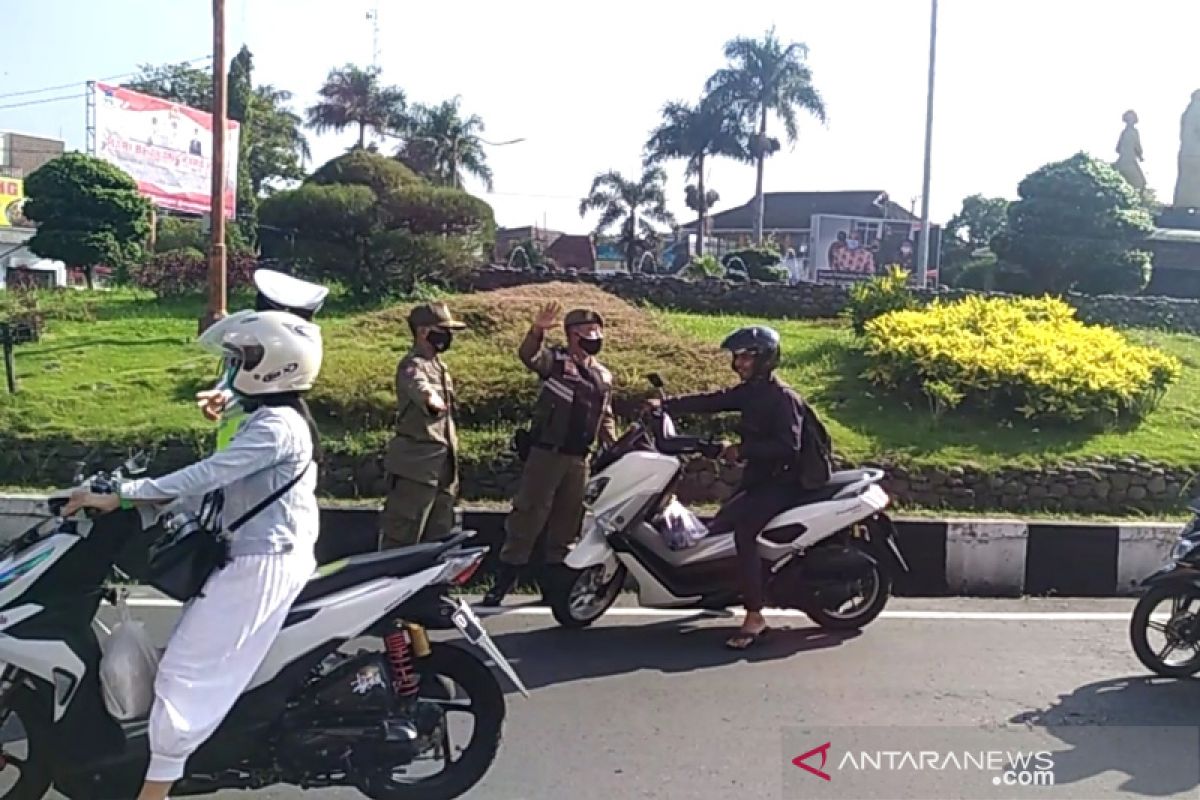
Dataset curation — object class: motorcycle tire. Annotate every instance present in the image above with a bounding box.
[550,563,626,629]
[353,642,505,800]
[0,687,53,800]
[1130,583,1200,679]
[804,561,892,631]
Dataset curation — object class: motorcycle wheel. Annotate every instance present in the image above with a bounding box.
[353,642,505,800]
[1130,583,1200,678]
[0,688,52,800]
[804,557,892,631]
[550,563,626,629]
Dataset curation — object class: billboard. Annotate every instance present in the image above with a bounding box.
[91,82,239,219]
[810,213,939,286]
[0,178,29,228]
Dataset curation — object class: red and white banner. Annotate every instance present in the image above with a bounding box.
[91,82,240,219]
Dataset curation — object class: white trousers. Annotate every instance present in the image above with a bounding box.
[145,551,315,783]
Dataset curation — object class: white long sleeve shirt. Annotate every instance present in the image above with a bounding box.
[120,406,319,558]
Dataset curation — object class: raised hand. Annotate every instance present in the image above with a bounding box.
[532,302,562,331]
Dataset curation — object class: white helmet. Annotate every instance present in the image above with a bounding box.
[217,311,323,396]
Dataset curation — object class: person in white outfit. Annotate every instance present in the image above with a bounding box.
[194,269,329,431]
[63,310,325,800]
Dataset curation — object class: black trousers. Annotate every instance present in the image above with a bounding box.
[707,481,799,612]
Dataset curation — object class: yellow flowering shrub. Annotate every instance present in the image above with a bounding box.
[862,295,1181,423]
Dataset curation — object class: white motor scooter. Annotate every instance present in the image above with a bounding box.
[545,374,910,631]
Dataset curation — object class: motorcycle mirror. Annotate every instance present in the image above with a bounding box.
[647,373,664,389]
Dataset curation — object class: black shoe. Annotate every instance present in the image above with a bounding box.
[482,563,518,606]
[537,563,571,605]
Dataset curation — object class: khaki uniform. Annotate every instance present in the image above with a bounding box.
[500,332,617,568]
[379,348,460,549]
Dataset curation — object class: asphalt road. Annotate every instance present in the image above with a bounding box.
[68,596,1200,800]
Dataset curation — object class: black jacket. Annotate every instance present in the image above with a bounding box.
[664,375,831,489]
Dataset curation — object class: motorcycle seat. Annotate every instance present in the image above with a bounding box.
[294,541,456,605]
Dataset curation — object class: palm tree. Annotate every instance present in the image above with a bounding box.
[643,97,753,256]
[397,96,494,191]
[705,27,827,245]
[579,167,675,273]
[305,64,407,150]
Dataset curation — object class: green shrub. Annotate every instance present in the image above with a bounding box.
[844,267,918,336]
[861,295,1182,424]
[680,254,725,280]
[721,247,787,283]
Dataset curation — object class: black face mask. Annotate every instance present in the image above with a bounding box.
[579,337,603,356]
[427,329,453,353]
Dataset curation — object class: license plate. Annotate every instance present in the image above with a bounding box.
[886,536,910,572]
[450,599,529,697]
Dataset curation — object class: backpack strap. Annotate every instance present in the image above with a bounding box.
[225,460,313,534]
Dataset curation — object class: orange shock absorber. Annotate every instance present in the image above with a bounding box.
[383,628,420,698]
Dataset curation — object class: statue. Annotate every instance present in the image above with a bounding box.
[1114,110,1146,191]
[1173,90,1200,209]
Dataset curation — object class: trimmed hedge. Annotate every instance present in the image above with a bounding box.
[862,295,1182,424]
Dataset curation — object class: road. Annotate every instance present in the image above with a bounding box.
[77,595,1200,800]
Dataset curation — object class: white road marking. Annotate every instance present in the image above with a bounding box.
[121,597,1152,622]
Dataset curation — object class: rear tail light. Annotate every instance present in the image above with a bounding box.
[452,555,483,586]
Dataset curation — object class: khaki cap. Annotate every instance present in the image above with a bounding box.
[564,308,604,329]
[408,302,467,330]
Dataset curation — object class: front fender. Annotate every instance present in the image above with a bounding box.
[565,520,614,570]
[1139,563,1200,591]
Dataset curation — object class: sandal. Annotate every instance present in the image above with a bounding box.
[725,625,772,650]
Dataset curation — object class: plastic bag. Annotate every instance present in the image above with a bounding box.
[100,593,160,721]
[660,498,708,551]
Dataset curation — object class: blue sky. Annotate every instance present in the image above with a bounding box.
[3,0,1198,234]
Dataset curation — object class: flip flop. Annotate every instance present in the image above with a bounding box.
[725,626,772,650]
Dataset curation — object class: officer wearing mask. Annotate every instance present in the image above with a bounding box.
[196,269,329,450]
[379,302,467,549]
[483,302,618,606]
[646,326,834,650]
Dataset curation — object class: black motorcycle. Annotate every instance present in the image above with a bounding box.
[1129,498,1200,678]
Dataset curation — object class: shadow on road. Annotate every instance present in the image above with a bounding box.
[486,607,860,692]
[1011,676,1200,797]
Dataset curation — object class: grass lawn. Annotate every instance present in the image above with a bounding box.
[662,311,1200,469]
[3,283,1200,493]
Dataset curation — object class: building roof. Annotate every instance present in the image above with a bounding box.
[684,191,918,232]
[544,234,594,269]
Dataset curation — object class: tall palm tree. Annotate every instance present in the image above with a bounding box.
[643,97,753,256]
[397,96,494,191]
[705,27,827,245]
[305,64,407,150]
[579,167,675,273]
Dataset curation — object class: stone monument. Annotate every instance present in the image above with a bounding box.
[1114,110,1146,191]
[1172,90,1200,211]
[1146,92,1200,296]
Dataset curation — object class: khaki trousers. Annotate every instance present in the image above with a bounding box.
[500,447,589,566]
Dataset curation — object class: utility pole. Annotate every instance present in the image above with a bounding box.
[916,0,938,288]
[367,7,381,69]
[203,0,228,332]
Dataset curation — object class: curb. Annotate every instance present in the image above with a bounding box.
[0,496,1183,598]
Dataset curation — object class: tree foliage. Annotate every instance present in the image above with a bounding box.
[397,96,494,191]
[941,194,1010,268]
[22,154,152,289]
[260,150,494,299]
[992,153,1155,295]
[644,97,751,256]
[579,167,674,272]
[705,26,826,245]
[306,64,406,150]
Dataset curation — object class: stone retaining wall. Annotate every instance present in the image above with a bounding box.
[8,436,1193,515]
[462,267,1200,334]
